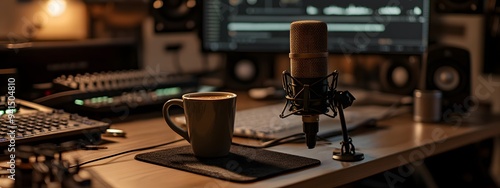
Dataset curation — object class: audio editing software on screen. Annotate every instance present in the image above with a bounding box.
[202,0,429,54]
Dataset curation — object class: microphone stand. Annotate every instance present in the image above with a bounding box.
[331,90,364,161]
[281,70,364,162]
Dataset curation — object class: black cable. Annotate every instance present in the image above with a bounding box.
[232,133,336,149]
[70,138,185,168]
[231,133,306,149]
[33,90,85,104]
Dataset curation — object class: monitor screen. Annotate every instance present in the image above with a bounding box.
[201,0,429,54]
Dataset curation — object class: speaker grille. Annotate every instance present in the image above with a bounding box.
[425,45,471,111]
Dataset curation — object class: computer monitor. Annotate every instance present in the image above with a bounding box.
[201,0,429,54]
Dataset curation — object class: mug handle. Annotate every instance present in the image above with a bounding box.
[163,99,190,142]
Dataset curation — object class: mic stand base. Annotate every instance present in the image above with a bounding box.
[332,151,364,162]
[331,101,364,162]
[331,135,364,161]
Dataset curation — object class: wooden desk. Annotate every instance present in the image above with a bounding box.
[62,94,500,188]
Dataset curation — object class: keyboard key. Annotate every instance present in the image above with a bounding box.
[1,106,109,147]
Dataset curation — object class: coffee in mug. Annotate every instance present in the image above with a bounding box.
[163,92,237,158]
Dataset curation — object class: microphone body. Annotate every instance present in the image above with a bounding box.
[289,20,329,149]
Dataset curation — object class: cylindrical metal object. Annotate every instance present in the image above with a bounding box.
[413,90,442,122]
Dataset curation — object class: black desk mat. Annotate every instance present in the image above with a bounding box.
[135,145,320,183]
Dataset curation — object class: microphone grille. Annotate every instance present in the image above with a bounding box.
[290,20,327,54]
[290,20,328,78]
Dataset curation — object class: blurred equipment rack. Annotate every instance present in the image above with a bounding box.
[35,70,203,118]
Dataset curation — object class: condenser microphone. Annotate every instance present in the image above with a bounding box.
[281,20,363,160]
[289,20,329,149]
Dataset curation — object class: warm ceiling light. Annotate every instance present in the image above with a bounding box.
[153,0,163,9]
[187,0,196,8]
[47,0,67,17]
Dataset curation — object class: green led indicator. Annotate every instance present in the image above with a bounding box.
[155,87,181,96]
[75,99,84,106]
[6,109,16,114]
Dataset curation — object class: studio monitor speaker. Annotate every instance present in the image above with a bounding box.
[349,55,420,96]
[150,0,200,32]
[424,45,471,112]
[224,53,274,90]
[379,55,421,95]
[144,0,221,75]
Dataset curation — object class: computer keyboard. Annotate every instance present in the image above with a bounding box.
[0,99,110,148]
[175,103,397,140]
